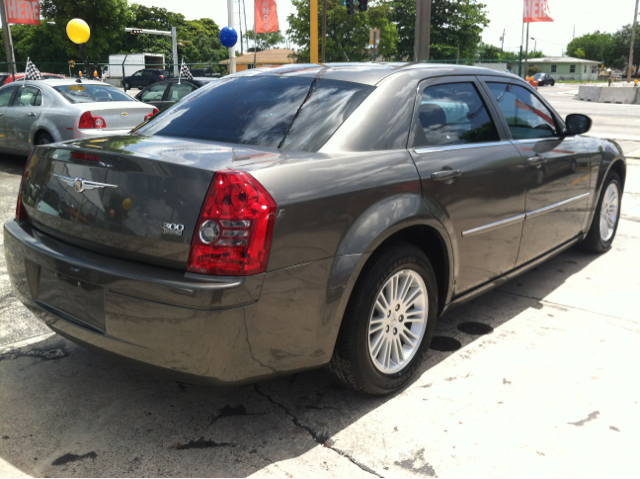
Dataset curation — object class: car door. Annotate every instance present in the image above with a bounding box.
[166,82,198,109]
[141,70,154,87]
[408,77,527,295]
[5,85,42,152]
[481,79,591,266]
[129,71,143,87]
[0,85,19,150]
[139,82,170,109]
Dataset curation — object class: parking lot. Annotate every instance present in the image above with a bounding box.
[1,87,640,477]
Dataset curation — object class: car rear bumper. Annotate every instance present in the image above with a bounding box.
[4,220,341,384]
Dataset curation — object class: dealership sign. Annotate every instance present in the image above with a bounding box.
[7,0,41,25]
[523,0,553,23]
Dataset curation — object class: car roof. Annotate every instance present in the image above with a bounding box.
[21,79,116,86]
[246,63,520,86]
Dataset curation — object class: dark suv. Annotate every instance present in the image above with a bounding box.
[123,69,169,91]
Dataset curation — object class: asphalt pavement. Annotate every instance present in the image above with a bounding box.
[1,90,639,477]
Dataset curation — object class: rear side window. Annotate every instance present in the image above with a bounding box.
[54,84,134,103]
[411,82,499,148]
[134,75,374,152]
[168,83,196,101]
[487,83,558,139]
[13,86,41,106]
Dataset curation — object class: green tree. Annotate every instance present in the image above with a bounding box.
[245,29,286,52]
[39,0,133,73]
[288,0,398,62]
[475,43,518,61]
[566,31,615,64]
[612,24,640,70]
[390,0,490,61]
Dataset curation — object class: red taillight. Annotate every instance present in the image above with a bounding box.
[159,75,164,79]
[144,107,159,122]
[187,170,277,276]
[71,151,100,162]
[16,149,35,221]
[78,111,106,129]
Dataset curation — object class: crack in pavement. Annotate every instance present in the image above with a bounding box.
[253,384,382,478]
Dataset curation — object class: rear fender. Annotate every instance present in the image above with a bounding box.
[323,193,454,352]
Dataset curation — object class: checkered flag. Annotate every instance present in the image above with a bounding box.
[179,60,193,81]
[25,58,43,80]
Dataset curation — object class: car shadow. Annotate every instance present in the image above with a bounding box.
[0,153,28,176]
[0,246,599,477]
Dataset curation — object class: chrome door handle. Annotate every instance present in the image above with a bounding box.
[0,112,3,116]
[527,155,547,166]
[27,112,37,117]
[431,169,462,182]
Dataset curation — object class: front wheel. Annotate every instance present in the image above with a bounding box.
[328,243,438,395]
[579,171,622,253]
[123,81,130,91]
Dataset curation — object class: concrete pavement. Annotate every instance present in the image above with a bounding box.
[1,95,639,477]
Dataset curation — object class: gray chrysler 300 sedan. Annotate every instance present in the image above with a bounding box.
[4,64,626,395]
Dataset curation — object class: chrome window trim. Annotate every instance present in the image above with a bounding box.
[525,192,590,220]
[413,140,508,155]
[462,214,525,238]
[461,192,590,237]
[510,136,575,144]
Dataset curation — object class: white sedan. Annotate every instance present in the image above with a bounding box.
[0,79,158,154]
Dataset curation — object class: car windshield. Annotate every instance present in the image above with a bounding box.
[132,75,374,152]
[533,73,544,79]
[53,84,134,103]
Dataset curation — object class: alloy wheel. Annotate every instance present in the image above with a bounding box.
[367,269,428,374]
[599,182,619,242]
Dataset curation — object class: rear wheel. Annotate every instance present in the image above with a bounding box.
[35,132,53,146]
[579,171,622,253]
[329,243,438,395]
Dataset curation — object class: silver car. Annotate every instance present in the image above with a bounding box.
[0,79,157,154]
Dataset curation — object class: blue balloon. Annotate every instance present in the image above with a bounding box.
[219,27,238,48]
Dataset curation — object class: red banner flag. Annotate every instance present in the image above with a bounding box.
[524,0,553,23]
[255,0,279,34]
[7,0,41,25]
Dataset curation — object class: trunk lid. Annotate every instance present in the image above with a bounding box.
[20,136,283,269]
[80,102,156,131]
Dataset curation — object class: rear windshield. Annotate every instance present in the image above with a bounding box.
[54,84,134,103]
[132,75,374,152]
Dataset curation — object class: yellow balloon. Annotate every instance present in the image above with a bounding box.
[122,198,133,211]
[67,19,90,44]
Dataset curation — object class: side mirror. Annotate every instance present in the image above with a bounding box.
[565,114,592,136]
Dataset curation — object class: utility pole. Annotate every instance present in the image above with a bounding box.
[171,27,178,76]
[414,0,431,61]
[0,0,15,80]
[524,23,530,76]
[310,0,318,63]
[321,0,327,63]
[628,0,639,82]
[227,0,236,73]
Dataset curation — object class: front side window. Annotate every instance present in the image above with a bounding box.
[570,65,576,73]
[140,83,168,102]
[0,86,18,106]
[13,86,41,107]
[487,82,558,140]
[132,71,142,77]
[411,82,499,148]
[54,84,134,104]
[133,75,374,152]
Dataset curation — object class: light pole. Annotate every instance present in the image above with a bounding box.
[531,37,537,53]
[628,0,639,82]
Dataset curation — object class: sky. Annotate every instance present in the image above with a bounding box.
[61,0,640,58]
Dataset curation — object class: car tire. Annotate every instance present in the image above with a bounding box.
[123,81,130,91]
[551,81,555,86]
[328,242,438,396]
[579,171,622,254]
[35,132,53,146]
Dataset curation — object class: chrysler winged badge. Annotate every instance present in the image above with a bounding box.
[54,174,118,193]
